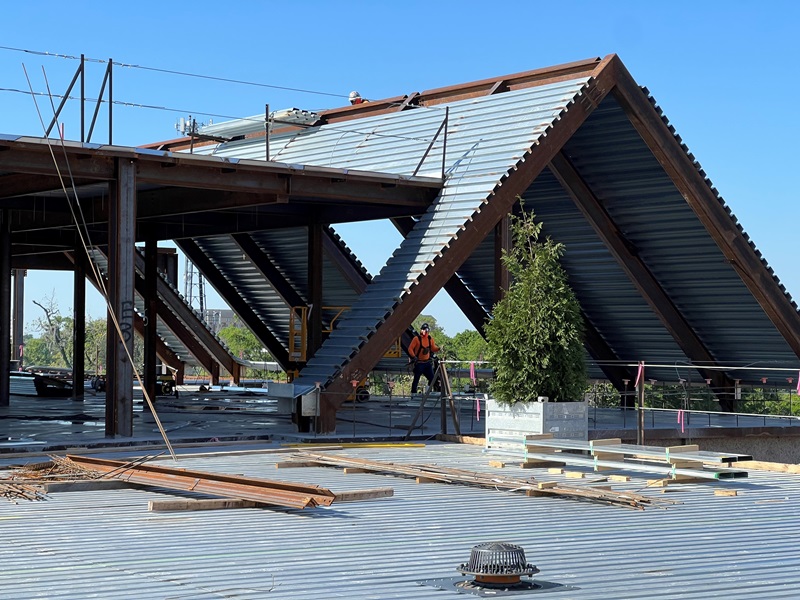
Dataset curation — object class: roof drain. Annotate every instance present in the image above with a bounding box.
[417,541,574,596]
[457,542,540,592]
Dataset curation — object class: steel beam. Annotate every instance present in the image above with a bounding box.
[232,234,306,308]
[133,251,238,379]
[494,215,511,304]
[392,216,489,333]
[72,251,85,401]
[308,224,324,358]
[609,60,800,363]
[178,239,290,368]
[105,159,136,437]
[67,455,335,509]
[12,269,24,368]
[316,55,619,431]
[547,151,735,404]
[143,239,158,404]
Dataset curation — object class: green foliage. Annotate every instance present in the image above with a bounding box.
[485,206,586,404]
[217,324,268,361]
[449,329,488,362]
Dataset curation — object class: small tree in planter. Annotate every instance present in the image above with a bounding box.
[485,205,586,405]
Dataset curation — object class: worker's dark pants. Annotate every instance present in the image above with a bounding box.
[411,360,434,394]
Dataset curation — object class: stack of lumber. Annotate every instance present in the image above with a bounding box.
[292,451,678,510]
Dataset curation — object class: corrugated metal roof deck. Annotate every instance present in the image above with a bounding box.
[3,443,800,599]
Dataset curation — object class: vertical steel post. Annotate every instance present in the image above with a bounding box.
[0,211,11,407]
[105,159,135,437]
[80,54,85,143]
[12,269,24,369]
[265,103,270,161]
[441,107,449,179]
[636,365,645,445]
[72,252,85,401]
[108,58,113,145]
[143,239,158,407]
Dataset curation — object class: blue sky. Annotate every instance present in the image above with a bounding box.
[1,1,799,336]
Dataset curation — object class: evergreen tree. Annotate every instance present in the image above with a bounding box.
[485,206,586,405]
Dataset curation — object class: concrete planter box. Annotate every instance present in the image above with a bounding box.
[486,398,588,454]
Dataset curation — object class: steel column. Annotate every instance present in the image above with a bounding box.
[308,224,324,358]
[143,239,158,405]
[105,159,135,437]
[12,269,24,369]
[494,214,511,304]
[0,211,10,406]
[72,251,85,401]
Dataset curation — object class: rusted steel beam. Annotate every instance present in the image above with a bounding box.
[609,61,800,362]
[178,239,290,368]
[494,215,511,304]
[392,216,489,334]
[66,455,335,509]
[0,174,93,199]
[143,239,158,404]
[547,151,735,401]
[316,56,619,431]
[322,227,369,294]
[319,58,602,124]
[133,252,237,378]
[232,234,306,308]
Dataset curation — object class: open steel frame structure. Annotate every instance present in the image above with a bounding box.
[1,54,799,435]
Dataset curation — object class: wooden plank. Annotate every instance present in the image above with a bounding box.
[39,479,134,493]
[148,498,260,512]
[436,434,485,445]
[609,475,631,482]
[521,460,565,469]
[416,476,437,484]
[548,468,565,474]
[565,471,586,479]
[733,460,800,474]
[335,487,394,502]
[537,482,558,489]
[274,461,318,469]
[590,438,622,447]
[488,460,507,468]
[714,489,738,497]
[666,444,700,453]
[343,467,372,474]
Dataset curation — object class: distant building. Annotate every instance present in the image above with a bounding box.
[203,309,237,332]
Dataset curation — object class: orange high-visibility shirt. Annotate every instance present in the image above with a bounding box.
[408,333,439,362]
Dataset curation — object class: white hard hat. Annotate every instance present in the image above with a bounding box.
[349,91,361,101]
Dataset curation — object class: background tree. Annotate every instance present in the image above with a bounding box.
[449,329,488,362]
[31,296,73,368]
[485,206,586,404]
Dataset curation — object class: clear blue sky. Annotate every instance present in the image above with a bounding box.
[1,1,799,336]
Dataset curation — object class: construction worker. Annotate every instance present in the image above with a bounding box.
[408,323,440,395]
[349,91,368,105]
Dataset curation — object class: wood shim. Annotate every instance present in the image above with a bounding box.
[436,434,485,446]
